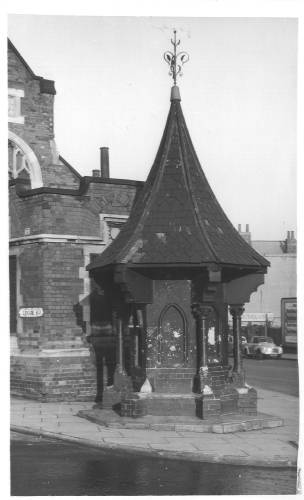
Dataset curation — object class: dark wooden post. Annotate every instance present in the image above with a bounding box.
[229,304,245,374]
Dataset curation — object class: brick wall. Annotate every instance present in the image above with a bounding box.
[10,240,97,401]
[41,162,81,189]
[17,245,44,350]
[11,353,97,401]
[41,243,85,347]
[9,255,17,334]
[14,242,85,349]
[8,45,56,181]
[9,181,141,239]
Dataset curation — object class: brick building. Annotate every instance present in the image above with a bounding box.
[237,225,297,343]
[8,39,143,401]
[235,225,297,350]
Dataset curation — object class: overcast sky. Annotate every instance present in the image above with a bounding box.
[8,15,297,240]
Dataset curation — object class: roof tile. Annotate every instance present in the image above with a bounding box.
[88,88,269,272]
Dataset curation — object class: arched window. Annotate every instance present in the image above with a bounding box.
[8,131,43,188]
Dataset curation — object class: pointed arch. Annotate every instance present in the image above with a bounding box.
[8,130,43,188]
[158,303,188,366]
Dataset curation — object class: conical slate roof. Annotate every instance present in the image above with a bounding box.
[88,86,269,272]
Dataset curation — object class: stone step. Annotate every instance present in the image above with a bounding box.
[78,408,284,434]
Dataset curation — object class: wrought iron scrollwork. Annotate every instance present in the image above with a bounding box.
[163,30,189,85]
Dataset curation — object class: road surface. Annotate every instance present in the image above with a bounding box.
[10,433,297,496]
[241,358,298,396]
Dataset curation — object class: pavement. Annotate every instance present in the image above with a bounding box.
[281,353,298,360]
[11,385,299,469]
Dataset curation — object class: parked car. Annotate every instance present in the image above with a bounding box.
[242,336,283,359]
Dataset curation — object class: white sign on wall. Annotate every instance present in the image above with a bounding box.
[228,312,274,324]
[19,307,43,318]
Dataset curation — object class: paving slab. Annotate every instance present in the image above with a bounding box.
[10,387,298,469]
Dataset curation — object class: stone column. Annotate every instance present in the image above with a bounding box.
[191,303,221,418]
[132,309,140,368]
[112,310,133,395]
[191,303,214,394]
[191,303,213,368]
[117,317,125,373]
[215,315,221,359]
[113,312,125,375]
[229,304,245,384]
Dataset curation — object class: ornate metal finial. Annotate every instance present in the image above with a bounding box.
[163,30,189,85]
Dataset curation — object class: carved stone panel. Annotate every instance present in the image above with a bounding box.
[159,304,186,367]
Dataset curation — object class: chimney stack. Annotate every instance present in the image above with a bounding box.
[238,223,251,245]
[100,147,110,178]
[285,230,297,253]
[92,169,100,177]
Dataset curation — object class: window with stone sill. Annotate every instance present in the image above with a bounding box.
[8,88,24,124]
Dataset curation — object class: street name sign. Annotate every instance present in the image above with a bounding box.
[19,307,43,318]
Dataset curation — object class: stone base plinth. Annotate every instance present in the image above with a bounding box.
[119,393,199,418]
[196,394,221,419]
[147,368,195,393]
[10,348,96,402]
[236,387,257,415]
[104,385,258,419]
[195,386,257,419]
[120,395,147,418]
